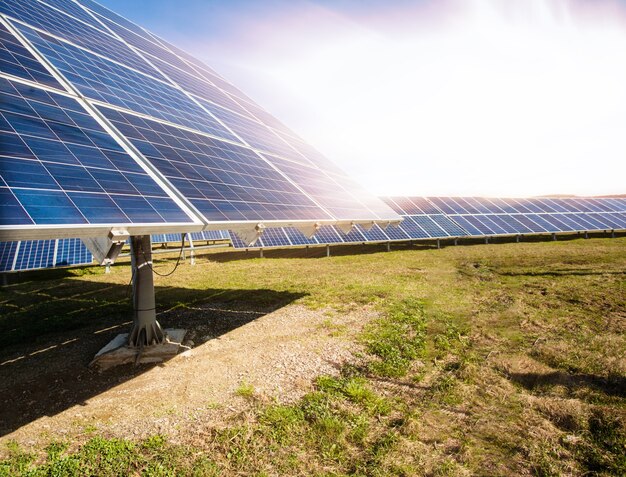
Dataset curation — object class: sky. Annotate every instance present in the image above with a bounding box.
[98,0,626,197]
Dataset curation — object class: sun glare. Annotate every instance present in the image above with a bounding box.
[205,0,626,197]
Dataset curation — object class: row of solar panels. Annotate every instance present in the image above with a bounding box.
[1,197,625,272]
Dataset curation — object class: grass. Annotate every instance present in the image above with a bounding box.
[1,237,625,475]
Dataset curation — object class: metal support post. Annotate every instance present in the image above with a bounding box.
[326,244,331,257]
[386,242,391,252]
[584,231,589,239]
[436,239,440,249]
[552,233,557,241]
[260,248,264,258]
[484,237,489,244]
[188,235,196,266]
[105,262,111,274]
[611,230,615,238]
[129,235,164,347]
[454,238,458,246]
[515,235,520,243]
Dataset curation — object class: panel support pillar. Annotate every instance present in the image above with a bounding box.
[129,235,164,347]
[386,242,391,252]
[584,231,589,239]
[454,238,458,246]
[326,244,331,257]
[516,235,520,243]
[611,230,615,238]
[552,233,557,241]
[484,237,489,244]
[436,239,440,249]
[260,248,264,258]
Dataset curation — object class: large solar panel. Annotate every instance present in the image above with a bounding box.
[0,0,400,244]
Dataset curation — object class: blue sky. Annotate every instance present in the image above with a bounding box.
[97,0,626,197]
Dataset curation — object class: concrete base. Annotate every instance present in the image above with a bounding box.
[90,329,187,371]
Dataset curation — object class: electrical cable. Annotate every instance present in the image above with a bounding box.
[139,233,187,277]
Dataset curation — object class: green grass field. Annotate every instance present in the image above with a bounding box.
[1,237,625,476]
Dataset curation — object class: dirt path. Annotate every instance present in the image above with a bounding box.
[0,304,373,451]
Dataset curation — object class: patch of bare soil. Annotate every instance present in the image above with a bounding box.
[0,304,375,452]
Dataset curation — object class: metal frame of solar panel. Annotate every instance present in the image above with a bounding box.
[0,0,401,246]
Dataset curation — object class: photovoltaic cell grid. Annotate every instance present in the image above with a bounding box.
[98,105,327,222]
[0,20,62,89]
[0,237,92,272]
[0,77,191,226]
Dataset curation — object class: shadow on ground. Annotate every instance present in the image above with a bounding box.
[0,278,305,437]
[508,371,626,398]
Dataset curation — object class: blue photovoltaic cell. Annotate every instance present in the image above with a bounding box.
[1,0,162,78]
[512,214,548,233]
[524,214,559,232]
[335,226,367,243]
[0,21,62,89]
[385,197,421,215]
[427,197,465,215]
[383,224,410,241]
[449,216,486,236]
[16,24,239,142]
[574,213,608,230]
[14,239,54,270]
[454,197,482,214]
[0,240,18,271]
[476,215,508,235]
[257,228,290,247]
[429,214,468,236]
[409,215,447,238]
[514,199,545,213]
[228,230,249,249]
[602,213,626,229]
[538,214,576,231]
[357,224,390,242]
[314,226,344,244]
[54,237,92,266]
[98,105,328,222]
[487,198,517,214]
[493,214,532,234]
[0,76,191,227]
[399,216,430,239]
[283,227,318,246]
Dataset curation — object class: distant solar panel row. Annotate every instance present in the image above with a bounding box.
[1,197,624,271]
[228,196,626,248]
[0,237,91,271]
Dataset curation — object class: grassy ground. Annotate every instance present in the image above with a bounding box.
[1,237,625,476]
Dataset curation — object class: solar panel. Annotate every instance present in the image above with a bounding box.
[0,237,92,272]
[1,0,400,244]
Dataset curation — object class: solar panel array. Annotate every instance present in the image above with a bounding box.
[0,0,400,243]
[227,196,626,249]
[1,197,624,271]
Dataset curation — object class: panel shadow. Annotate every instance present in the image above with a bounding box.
[0,279,305,437]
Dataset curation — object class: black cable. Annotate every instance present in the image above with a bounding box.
[139,233,187,278]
